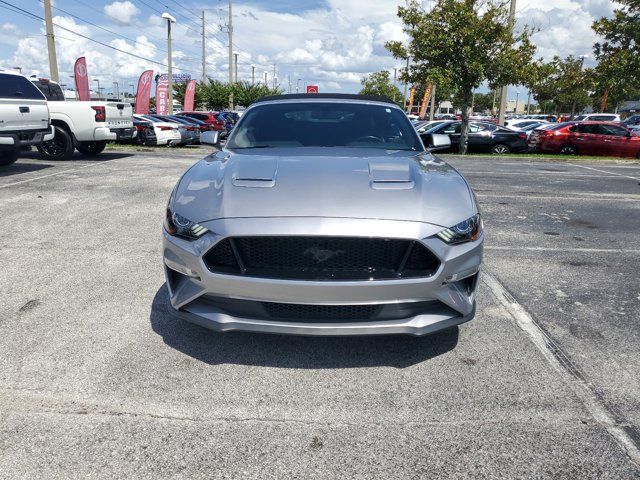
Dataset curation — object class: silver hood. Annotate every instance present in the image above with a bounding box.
[172,147,476,228]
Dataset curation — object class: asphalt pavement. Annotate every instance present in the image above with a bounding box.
[0,149,639,479]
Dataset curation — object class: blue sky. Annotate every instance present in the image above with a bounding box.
[0,0,616,96]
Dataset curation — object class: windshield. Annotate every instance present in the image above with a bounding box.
[226,101,422,151]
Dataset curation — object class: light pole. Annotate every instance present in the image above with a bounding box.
[251,65,255,85]
[296,78,301,93]
[515,90,520,113]
[233,52,238,83]
[113,81,119,100]
[497,0,517,125]
[162,12,176,114]
[264,71,268,86]
[93,78,100,100]
[129,83,135,97]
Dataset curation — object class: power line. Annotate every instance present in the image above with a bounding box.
[0,0,169,67]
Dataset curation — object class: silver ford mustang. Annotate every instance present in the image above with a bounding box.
[162,94,483,336]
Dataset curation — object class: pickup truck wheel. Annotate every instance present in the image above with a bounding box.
[76,141,107,156]
[37,126,74,160]
[0,150,19,166]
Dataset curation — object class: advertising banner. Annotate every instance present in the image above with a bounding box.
[74,57,90,101]
[183,79,197,111]
[156,79,169,115]
[419,85,433,119]
[135,70,154,114]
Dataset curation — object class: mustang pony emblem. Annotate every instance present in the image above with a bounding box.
[303,246,345,264]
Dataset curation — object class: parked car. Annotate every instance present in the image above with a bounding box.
[622,115,640,127]
[420,121,528,154]
[144,114,195,145]
[528,121,640,158]
[414,120,448,134]
[134,114,181,146]
[177,111,226,135]
[573,113,621,122]
[514,121,554,138]
[0,69,54,166]
[505,119,549,130]
[155,115,201,145]
[31,77,134,159]
[523,114,557,123]
[132,117,157,146]
[163,93,482,336]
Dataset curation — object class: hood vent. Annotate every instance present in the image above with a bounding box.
[232,158,277,188]
[369,162,415,190]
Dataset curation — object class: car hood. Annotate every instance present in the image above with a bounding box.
[172,147,475,227]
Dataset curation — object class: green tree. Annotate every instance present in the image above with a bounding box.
[387,0,536,153]
[530,56,592,115]
[592,0,640,112]
[232,81,283,107]
[359,70,404,106]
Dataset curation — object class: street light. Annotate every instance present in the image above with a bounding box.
[93,78,100,100]
[515,90,520,113]
[113,81,119,101]
[251,64,255,85]
[162,12,176,114]
[296,78,302,93]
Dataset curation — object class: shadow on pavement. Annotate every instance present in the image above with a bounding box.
[0,162,53,177]
[150,284,459,369]
[19,150,134,162]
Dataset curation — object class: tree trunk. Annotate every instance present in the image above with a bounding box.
[459,93,472,155]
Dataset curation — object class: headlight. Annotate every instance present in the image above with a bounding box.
[164,206,209,240]
[436,214,482,245]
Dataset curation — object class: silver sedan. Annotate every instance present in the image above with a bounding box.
[162,94,483,336]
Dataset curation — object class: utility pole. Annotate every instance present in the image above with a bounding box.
[429,84,437,121]
[272,63,276,89]
[201,11,206,83]
[287,75,291,94]
[251,64,255,85]
[227,0,233,109]
[43,0,59,82]
[497,0,516,126]
[162,13,176,114]
[296,78,301,93]
[234,52,238,82]
[402,57,409,112]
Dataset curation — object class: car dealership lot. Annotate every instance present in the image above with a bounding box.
[1,151,639,478]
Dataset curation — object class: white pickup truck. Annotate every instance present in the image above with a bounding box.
[31,78,134,160]
[0,69,54,166]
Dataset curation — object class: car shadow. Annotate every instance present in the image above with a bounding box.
[150,284,459,369]
[0,162,52,177]
[19,150,134,162]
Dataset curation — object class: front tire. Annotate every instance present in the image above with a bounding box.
[76,141,107,156]
[37,125,74,160]
[559,145,578,156]
[0,150,19,166]
[490,144,510,154]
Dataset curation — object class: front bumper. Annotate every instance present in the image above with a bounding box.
[162,217,483,336]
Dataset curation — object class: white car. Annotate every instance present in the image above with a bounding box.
[0,69,54,166]
[31,77,134,160]
[573,113,621,122]
[505,119,549,130]
[134,114,181,146]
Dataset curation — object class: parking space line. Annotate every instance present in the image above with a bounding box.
[477,193,640,202]
[483,271,640,467]
[463,171,621,178]
[567,163,640,181]
[0,162,113,190]
[486,246,640,254]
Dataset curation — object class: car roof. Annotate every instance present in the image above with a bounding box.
[0,68,27,77]
[253,93,397,105]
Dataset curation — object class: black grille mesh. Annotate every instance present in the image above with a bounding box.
[204,236,440,280]
[262,302,380,321]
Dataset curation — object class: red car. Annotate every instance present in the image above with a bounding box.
[528,121,640,158]
[177,111,226,132]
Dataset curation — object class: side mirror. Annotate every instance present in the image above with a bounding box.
[201,130,220,146]
[423,133,451,152]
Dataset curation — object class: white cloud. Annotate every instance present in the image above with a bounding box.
[104,1,140,25]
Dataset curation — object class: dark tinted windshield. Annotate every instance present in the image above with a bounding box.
[0,74,46,99]
[227,102,421,150]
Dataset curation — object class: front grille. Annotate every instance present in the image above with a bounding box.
[203,236,440,280]
[262,302,380,321]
